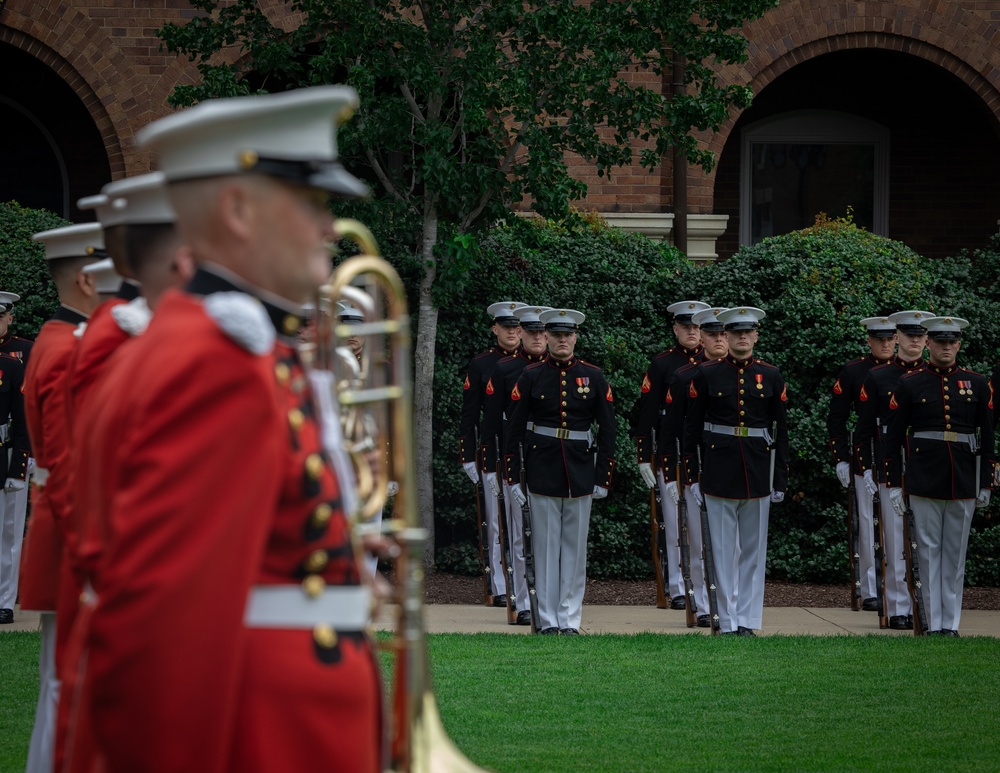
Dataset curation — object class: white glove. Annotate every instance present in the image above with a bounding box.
[462,461,479,485]
[994,465,1000,488]
[27,457,36,475]
[638,462,656,489]
[770,490,784,504]
[484,472,500,497]
[665,480,680,505]
[510,484,527,508]
[4,478,26,493]
[835,461,851,488]
[387,480,399,497]
[691,482,703,508]
[976,488,991,509]
[863,469,878,498]
[592,486,608,499]
[889,487,906,516]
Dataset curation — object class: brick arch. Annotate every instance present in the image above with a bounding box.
[0,3,164,179]
[693,1,1000,209]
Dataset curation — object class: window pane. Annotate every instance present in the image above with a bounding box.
[749,142,875,244]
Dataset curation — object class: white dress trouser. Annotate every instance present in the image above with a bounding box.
[682,486,709,616]
[878,484,911,617]
[363,507,384,578]
[502,481,528,611]
[656,471,683,599]
[26,612,59,773]
[853,475,877,599]
[705,495,769,632]
[909,496,975,632]
[479,471,505,597]
[0,483,29,608]
[529,492,591,631]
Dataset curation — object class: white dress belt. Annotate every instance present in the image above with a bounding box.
[244,585,371,630]
[703,422,769,439]
[911,430,977,448]
[529,423,593,443]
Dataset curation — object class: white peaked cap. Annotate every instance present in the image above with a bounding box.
[136,86,368,197]
[32,223,106,261]
[82,258,124,294]
[540,308,585,331]
[717,306,766,330]
[78,172,176,227]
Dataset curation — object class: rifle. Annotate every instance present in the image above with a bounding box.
[901,446,927,636]
[871,437,889,629]
[696,444,721,635]
[519,443,540,633]
[496,438,516,624]
[473,428,492,606]
[649,429,668,609]
[847,430,862,611]
[676,438,696,628]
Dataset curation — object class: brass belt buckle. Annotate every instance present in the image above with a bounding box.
[734,426,749,437]
[942,431,958,442]
[555,428,571,440]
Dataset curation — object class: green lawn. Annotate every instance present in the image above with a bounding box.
[4,632,999,772]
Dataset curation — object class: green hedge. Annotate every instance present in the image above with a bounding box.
[421,213,1000,585]
[0,202,66,336]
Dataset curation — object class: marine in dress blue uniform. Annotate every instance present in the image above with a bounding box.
[481,305,549,624]
[458,301,524,604]
[635,300,708,609]
[659,306,728,627]
[855,310,932,629]
[884,316,994,636]
[826,316,895,612]
[504,309,616,634]
[683,307,789,635]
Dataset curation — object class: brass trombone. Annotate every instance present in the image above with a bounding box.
[323,219,485,773]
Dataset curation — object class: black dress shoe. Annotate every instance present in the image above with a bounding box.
[737,626,757,637]
[492,595,507,608]
[927,629,944,636]
[670,595,686,610]
[889,615,913,630]
[560,628,579,635]
[516,610,531,626]
[539,627,560,635]
[696,614,711,628]
[0,608,12,625]
[862,597,879,612]
[943,629,960,637]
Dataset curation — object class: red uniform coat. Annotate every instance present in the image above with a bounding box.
[56,297,133,773]
[19,305,87,611]
[80,271,380,773]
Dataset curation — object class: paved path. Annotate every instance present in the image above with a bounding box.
[7,603,998,637]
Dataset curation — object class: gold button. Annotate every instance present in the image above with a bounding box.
[943,378,949,382]
[943,386,949,391]
[562,421,567,427]
[275,363,291,384]
[302,574,325,598]
[306,453,324,480]
[288,408,305,431]
[561,391,567,397]
[739,400,744,406]
[944,395,950,401]
[740,410,745,416]
[946,423,952,429]
[283,315,300,335]
[314,624,337,648]
[740,389,745,395]
[305,549,328,572]
[562,401,567,407]
[562,380,567,386]
[312,503,333,527]
[561,371,566,377]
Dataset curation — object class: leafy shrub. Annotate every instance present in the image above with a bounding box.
[0,201,67,337]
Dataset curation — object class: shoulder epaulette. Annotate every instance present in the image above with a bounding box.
[203,292,275,356]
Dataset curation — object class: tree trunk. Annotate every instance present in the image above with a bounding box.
[413,205,439,567]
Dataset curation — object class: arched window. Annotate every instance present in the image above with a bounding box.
[740,111,889,245]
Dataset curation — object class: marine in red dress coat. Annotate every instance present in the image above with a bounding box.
[19,304,89,613]
[81,267,381,773]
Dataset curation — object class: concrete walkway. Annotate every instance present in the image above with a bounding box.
[7,603,998,637]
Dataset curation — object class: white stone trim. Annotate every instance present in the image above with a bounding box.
[599,212,729,262]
